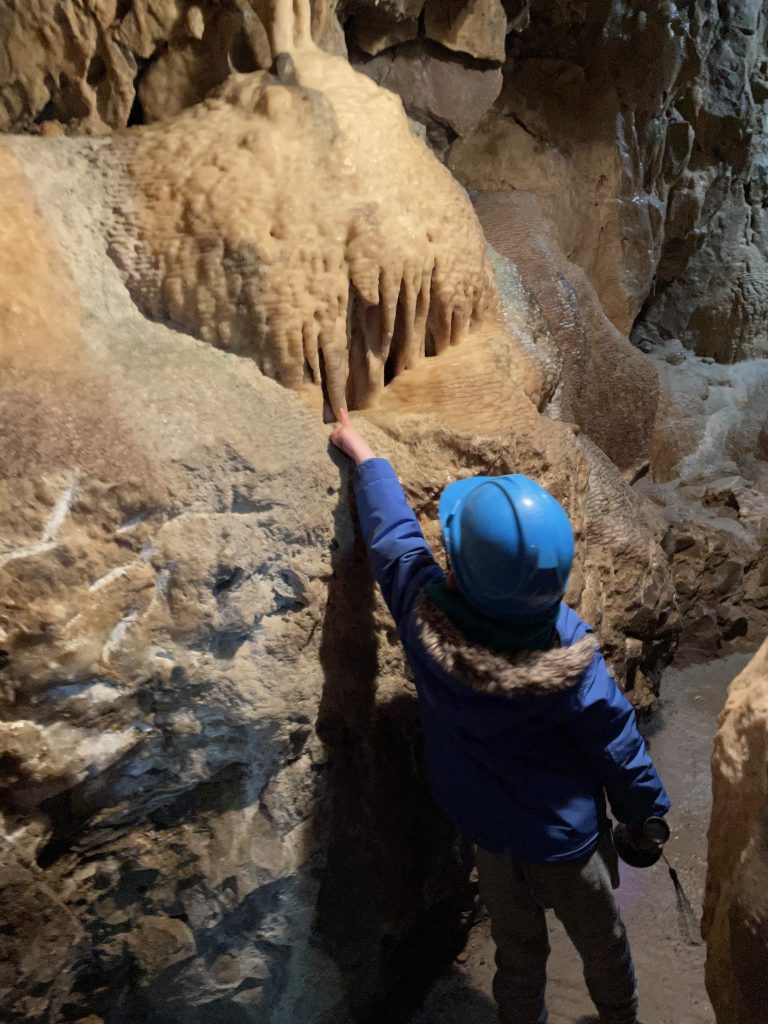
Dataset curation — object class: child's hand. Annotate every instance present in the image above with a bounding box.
[329,408,376,465]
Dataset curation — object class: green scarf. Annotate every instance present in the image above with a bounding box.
[425,579,558,654]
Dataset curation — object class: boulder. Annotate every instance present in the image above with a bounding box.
[347,12,419,56]
[354,39,503,142]
[704,640,768,1024]
[424,0,507,63]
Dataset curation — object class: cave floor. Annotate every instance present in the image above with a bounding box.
[409,652,752,1024]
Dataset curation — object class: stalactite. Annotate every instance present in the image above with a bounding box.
[105,0,494,413]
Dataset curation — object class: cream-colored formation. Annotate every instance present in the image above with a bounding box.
[704,641,768,1024]
[106,0,493,413]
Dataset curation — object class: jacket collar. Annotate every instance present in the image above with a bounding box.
[416,593,597,698]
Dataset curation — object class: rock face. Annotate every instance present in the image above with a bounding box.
[0,21,683,1013]
[1,142,346,1023]
[0,1,269,132]
[353,40,503,149]
[5,0,768,374]
[704,640,768,1024]
[0,1,765,1021]
[471,190,659,479]
[447,0,768,362]
[105,38,493,415]
[637,340,768,662]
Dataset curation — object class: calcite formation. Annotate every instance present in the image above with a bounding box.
[0,143,346,1022]
[471,190,660,478]
[105,20,493,413]
[1,1,765,1021]
[6,2,765,366]
[0,85,678,1024]
[704,640,768,1024]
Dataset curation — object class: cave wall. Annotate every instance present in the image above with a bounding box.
[0,1,767,1021]
[445,0,768,364]
[0,112,681,1018]
[0,0,345,132]
[0,21,684,1019]
[4,2,767,363]
[704,640,768,1024]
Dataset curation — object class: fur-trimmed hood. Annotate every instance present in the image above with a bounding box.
[416,594,598,698]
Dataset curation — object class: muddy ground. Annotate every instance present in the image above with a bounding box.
[408,652,752,1024]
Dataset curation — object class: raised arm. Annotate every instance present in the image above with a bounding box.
[330,410,442,625]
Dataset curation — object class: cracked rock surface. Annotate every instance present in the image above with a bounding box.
[0,107,681,1019]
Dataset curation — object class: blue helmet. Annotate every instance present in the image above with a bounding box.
[438,475,574,624]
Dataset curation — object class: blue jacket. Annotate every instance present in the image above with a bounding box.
[354,458,671,862]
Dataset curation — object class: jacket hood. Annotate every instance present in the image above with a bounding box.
[416,594,598,698]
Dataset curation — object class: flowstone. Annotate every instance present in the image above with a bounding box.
[105,13,493,414]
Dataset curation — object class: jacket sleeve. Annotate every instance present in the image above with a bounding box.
[354,458,443,627]
[567,654,671,826]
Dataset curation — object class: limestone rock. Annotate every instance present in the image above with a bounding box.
[446,0,768,360]
[137,5,272,123]
[355,39,503,144]
[424,0,507,63]
[448,57,659,335]
[704,640,768,1024]
[471,190,659,478]
[0,0,137,133]
[1,140,348,1023]
[637,337,768,661]
[1,5,754,1020]
[0,102,681,1020]
[348,12,419,56]
[0,0,340,132]
[106,40,494,415]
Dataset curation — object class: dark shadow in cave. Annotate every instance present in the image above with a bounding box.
[314,452,476,1023]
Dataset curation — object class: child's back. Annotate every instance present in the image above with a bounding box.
[330,411,670,1024]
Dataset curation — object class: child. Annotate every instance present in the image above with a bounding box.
[329,410,670,1024]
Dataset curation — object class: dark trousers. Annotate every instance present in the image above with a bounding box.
[475,834,638,1024]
